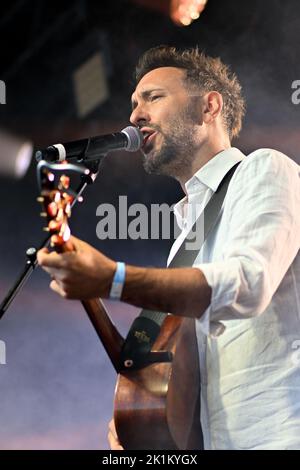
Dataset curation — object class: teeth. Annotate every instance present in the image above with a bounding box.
[143,130,156,140]
[142,130,156,146]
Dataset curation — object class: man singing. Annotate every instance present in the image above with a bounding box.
[38,46,300,450]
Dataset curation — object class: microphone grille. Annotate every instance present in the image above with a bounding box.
[121,126,143,152]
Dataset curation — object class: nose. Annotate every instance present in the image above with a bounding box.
[130,103,150,127]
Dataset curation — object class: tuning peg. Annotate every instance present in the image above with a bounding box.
[43,227,50,232]
[40,212,47,217]
[47,202,58,218]
[37,196,44,203]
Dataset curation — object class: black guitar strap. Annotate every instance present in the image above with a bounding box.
[120,162,240,370]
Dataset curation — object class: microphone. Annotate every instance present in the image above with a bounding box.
[35,126,143,163]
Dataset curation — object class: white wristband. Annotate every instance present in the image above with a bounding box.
[109,262,126,300]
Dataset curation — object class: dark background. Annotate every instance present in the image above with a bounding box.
[0,0,299,449]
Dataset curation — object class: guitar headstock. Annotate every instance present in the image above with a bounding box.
[37,160,89,248]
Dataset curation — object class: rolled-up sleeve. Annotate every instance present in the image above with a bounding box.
[194,149,300,336]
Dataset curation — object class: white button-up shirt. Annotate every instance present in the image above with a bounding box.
[168,147,300,449]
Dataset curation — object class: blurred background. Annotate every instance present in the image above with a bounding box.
[0,0,299,449]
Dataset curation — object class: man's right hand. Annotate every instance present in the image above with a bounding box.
[108,419,124,450]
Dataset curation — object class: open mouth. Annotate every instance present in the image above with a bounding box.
[141,128,158,150]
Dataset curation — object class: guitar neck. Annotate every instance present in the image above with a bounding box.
[58,242,124,373]
[38,169,125,374]
[81,298,124,373]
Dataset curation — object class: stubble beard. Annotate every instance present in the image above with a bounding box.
[142,105,200,179]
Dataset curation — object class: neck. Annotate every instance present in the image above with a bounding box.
[177,138,231,193]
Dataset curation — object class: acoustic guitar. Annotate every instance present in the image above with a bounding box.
[37,160,202,450]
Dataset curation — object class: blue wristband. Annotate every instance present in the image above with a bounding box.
[109,262,126,300]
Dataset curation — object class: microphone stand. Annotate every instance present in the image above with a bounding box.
[0,159,101,320]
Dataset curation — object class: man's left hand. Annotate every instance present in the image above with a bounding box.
[37,236,116,300]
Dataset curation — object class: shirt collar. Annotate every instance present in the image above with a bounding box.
[185,147,245,194]
[173,147,245,222]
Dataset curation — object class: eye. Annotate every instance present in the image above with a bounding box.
[150,95,162,102]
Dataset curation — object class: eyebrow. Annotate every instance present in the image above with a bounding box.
[131,88,166,110]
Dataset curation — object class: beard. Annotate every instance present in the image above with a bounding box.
[142,103,201,179]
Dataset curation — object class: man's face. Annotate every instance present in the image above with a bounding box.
[130,67,203,177]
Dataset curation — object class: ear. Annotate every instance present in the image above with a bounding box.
[202,91,223,124]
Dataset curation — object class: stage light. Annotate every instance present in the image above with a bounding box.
[170,0,207,26]
[131,0,207,27]
[0,129,33,178]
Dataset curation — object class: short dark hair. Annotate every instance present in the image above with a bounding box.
[135,45,246,139]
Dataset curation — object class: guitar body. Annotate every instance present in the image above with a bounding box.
[114,315,203,450]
